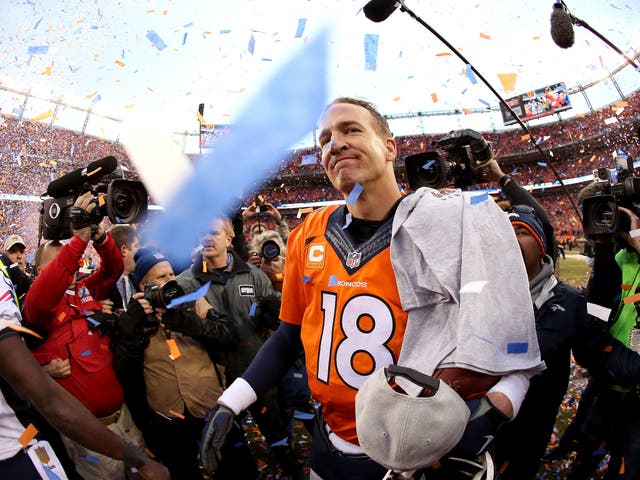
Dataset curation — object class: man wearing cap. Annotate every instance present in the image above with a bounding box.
[0,234,32,308]
[485,162,640,479]
[108,224,141,310]
[111,246,249,479]
[199,98,547,479]
[22,192,146,479]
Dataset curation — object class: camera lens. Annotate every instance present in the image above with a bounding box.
[106,180,148,224]
[592,202,616,229]
[261,240,280,261]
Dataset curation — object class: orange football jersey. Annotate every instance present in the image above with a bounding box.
[281,205,407,444]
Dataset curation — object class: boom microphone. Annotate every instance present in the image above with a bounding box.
[550,1,575,49]
[363,0,401,23]
[45,156,118,197]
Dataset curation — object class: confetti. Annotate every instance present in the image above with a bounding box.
[470,192,488,204]
[346,182,364,205]
[479,32,491,40]
[166,281,211,309]
[302,275,312,283]
[295,18,306,38]
[431,93,438,103]
[167,339,182,360]
[248,34,256,54]
[623,292,640,305]
[465,64,477,84]
[328,275,338,286]
[507,342,528,354]
[19,424,38,448]
[497,73,517,92]
[146,30,167,51]
[27,45,49,55]
[364,34,378,71]
[114,60,125,67]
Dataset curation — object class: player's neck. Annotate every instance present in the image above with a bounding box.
[345,179,402,221]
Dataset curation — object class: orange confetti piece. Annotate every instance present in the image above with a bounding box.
[76,19,84,25]
[521,134,531,141]
[100,344,109,351]
[203,31,212,35]
[576,113,585,118]
[275,273,284,281]
[202,260,208,273]
[196,112,206,124]
[124,104,135,109]
[497,73,517,93]
[603,345,613,353]
[532,35,541,40]
[162,10,168,15]
[31,110,52,123]
[589,155,596,162]
[615,101,629,108]
[579,149,585,154]
[19,424,38,448]
[147,86,154,93]
[114,60,125,67]
[479,32,491,40]
[258,194,265,203]
[166,339,182,360]
[436,52,452,57]
[86,90,98,99]
[461,108,472,114]
[41,66,51,76]
[168,410,185,419]
[147,9,156,13]
[623,292,640,305]
[393,96,400,101]
[622,283,633,290]
[431,93,438,103]
[145,448,156,459]
[98,195,106,207]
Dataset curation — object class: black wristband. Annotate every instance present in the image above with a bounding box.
[498,174,511,188]
[93,232,107,245]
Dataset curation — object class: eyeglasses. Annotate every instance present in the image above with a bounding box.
[508,204,535,215]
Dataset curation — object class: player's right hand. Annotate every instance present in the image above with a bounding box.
[198,404,235,475]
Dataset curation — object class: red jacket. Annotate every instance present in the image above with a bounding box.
[24,234,125,417]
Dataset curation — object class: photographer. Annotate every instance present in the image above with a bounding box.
[111,247,247,479]
[566,204,640,479]
[249,230,286,292]
[243,201,290,243]
[22,192,147,479]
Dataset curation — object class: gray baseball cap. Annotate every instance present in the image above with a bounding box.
[355,365,470,471]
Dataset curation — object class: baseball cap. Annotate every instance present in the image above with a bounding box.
[4,235,25,252]
[133,247,168,283]
[507,205,547,255]
[355,365,470,471]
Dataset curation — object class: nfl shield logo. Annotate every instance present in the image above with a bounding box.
[346,251,361,269]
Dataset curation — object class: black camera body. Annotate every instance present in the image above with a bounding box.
[582,154,640,239]
[404,129,494,190]
[39,156,148,240]
[143,279,184,309]
[260,239,281,261]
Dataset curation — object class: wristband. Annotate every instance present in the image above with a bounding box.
[123,442,147,468]
[93,232,107,245]
[498,174,512,188]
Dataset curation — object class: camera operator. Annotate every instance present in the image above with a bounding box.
[21,192,147,479]
[110,246,248,479]
[565,204,640,479]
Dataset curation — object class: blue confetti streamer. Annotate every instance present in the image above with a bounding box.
[249,302,257,317]
[184,22,193,28]
[147,30,327,262]
[346,182,364,205]
[220,29,231,34]
[302,275,312,283]
[86,316,100,327]
[91,94,101,104]
[182,32,188,46]
[80,350,92,357]
[507,342,529,354]
[537,162,547,167]
[364,34,378,71]
[328,275,338,286]
[479,98,490,108]
[166,281,211,309]
[146,29,167,51]
[343,212,352,230]
[248,34,256,54]
[86,454,100,464]
[466,64,478,84]
[295,18,306,38]
[34,17,43,30]
[470,192,489,204]
[27,45,49,55]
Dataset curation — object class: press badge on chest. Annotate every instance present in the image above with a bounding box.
[239,285,255,297]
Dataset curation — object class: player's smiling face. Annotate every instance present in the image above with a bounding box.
[318,102,396,198]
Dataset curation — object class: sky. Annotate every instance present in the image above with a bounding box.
[1,0,640,151]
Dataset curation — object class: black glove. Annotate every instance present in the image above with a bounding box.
[86,310,118,336]
[116,299,158,347]
[162,308,205,338]
[452,396,509,457]
[199,404,235,475]
[252,294,281,331]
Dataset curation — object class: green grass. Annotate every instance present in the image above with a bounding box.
[557,250,591,289]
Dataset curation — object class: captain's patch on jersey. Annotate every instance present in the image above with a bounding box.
[306,243,326,269]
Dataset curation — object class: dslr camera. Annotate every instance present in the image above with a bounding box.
[143,279,185,309]
[39,156,148,240]
[582,153,640,239]
[404,129,494,190]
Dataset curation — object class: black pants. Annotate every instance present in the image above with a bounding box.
[0,449,42,480]
[145,409,259,480]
